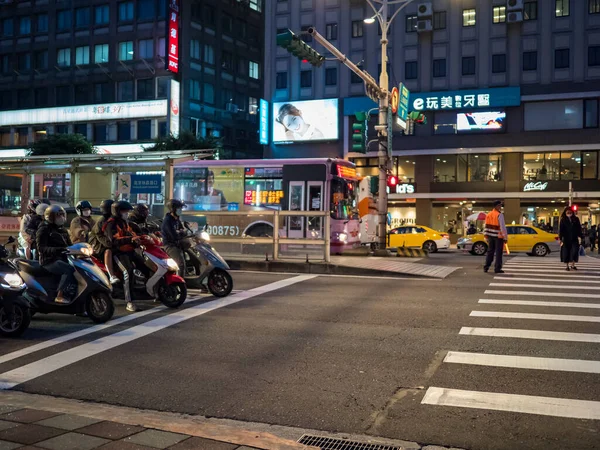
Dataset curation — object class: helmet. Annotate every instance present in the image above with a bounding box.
[27,199,42,215]
[133,203,149,219]
[100,199,114,217]
[166,199,186,214]
[76,200,93,216]
[35,203,50,216]
[44,205,66,224]
[111,200,133,217]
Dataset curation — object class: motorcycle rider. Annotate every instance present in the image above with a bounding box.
[36,205,76,304]
[19,199,42,259]
[25,203,50,260]
[129,203,156,235]
[89,199,119,285]
[70,200,96,244]
[161,199,187,277]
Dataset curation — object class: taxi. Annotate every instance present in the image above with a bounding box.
[457,225,559,257]
[387,225,451,253]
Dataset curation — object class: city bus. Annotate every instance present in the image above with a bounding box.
[173,158,360,253]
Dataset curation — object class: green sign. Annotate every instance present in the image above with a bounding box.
[398,83,410,121]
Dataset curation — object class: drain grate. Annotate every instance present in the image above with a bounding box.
[298,434,403,450]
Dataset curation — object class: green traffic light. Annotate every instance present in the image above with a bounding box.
[354,111,367,121]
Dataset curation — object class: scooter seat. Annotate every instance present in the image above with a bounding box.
[16,259,51,276]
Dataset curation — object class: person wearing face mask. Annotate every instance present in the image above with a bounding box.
[19,199,42,259]
[25,203,50,260]
[70,200,96,244]
[161,199,188,277]
[36,205,76,304]
[559,206,583,271]
[275,103,324,141]
[89,199,120,285]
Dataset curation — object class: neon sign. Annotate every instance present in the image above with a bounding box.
[523,181,548,192]
[167,0,180,73]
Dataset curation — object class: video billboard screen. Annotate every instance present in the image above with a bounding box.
[456,111,506,133]
[272,99,338,144]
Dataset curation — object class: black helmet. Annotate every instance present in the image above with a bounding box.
[27,199,42,215]
[133,203,149,219]
[76,200,93,216]
[44,204,66,224]
[111,200,133,217]
[35,203,50,216]
[166,199,186,214]
[100,199,114,217]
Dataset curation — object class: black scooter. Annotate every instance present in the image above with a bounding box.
[0,237,30,337]
[11,243,115,323]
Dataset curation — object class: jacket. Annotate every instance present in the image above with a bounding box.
[36,221,72,266]
[88,216,111,255]
[559,216,582,246]
[25,214,45,249]
[69,216,96,244]
[484,209,508,239]
[129,213,159,235]
[103,216,136,253]
[161,213,185,246]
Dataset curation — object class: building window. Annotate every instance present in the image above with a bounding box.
[204,83,214,104]
[137,78,154,100]
[326,23,338,40]
[249,97,258,115]
[74,123,87,138]
[56,86,72,106]
[95,5,109,25]
[157,37,166,57]
[94,44,109,63]
[204,5,215,25]
[138,120,151,140]
[118,1,134,22]
[222,14,233,34]
[19,17,31,35]
[325,67,337,86]
[2,18,13,37]
[352,20,363,38]
[56,10,71,31]
[189,79,201,101]
[524,100,583,131]
[117,80,134,101]
[249,0,261,12]
[119,41,134,61]
[585,99,599,128]
[37,14,48,33]
[17,53,31,71]
[35,50,48,70]
[405,61,418,79]
[94,124,107,143]
[17,89,32,108]
[524,1,538,20]
[589,46,600,66]
[75,7,90,28]
[462,56,475,75]
[432,59,446,78]
[139,39,153,59]
[221,50,233,71]
[406,15,418,32]
[236,20,247,40]
[523,51,537,71]
[117,122,131,141]
[157,77,169,98]
[583,151,598,179]
[204,44,214,64]
[94,82,113,102]
[493,6,506,23]
[591,0,600,14]
[237,57,246,75]
[463,9,476,27]
[74,84,89,105]
[75,46,90,65]
[137,0,155,20]
[300,70,312,88]
[433,11,446,29]
[555,0,569,17]
[492,54,506,73]
[34,88,47,107]
[555,48,570,69]
[351,71,362,84]
[0,91,13,110]
[249,61,259,79]
[57,48,71,67]
[0,55,10,73]
[276,72,287,89]
[190,39,200,60]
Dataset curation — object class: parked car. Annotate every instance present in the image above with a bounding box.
[387,225,451,253]
[457,225,559,257]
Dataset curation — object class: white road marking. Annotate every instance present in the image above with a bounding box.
[498,271,599,280]
[422,387,600,420]
[235,270,442,281]
[479,299,600,309]
[485,290,600,299]
[494,276,600,283]
[0,275,316,390]
[459,327,600,343]
[470,310,600,323]
[503,268,600,274]
[444,351,600,374]
[490,282,600,290]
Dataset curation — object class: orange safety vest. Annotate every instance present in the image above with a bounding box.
[484,209,504,239]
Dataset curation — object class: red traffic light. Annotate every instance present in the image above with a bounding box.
[387,175,398,187]
[572,204,578,212]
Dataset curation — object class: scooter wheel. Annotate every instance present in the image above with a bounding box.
[86,292,115,323]
[158,281,187,309]
[208,269,233,298]
[0,303,31,337]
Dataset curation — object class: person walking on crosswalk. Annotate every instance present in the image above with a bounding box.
[559,206,582,271]
[483,200,508,274]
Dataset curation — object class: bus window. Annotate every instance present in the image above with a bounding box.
[330,178,358,221]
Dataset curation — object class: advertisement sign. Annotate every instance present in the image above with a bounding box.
[410,87,520,112]
[523,181,549,192]
[272,99,339,144]
[456,111,506,133]
[0,101,167,127]
[259,99,269,145]
[167,0,180,73]
[169,79,180,138]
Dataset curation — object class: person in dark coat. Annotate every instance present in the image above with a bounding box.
[590,225,597,252]
[559,206,583,271]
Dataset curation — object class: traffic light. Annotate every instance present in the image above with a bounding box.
[369,175,379,195]
[352,111,368,153]
[387,175,399,188]
[408,111,427,124]
[572,204,578,213]
[276,29,325,67]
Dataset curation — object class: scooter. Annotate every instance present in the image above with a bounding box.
[180,225,233,298]
[92,235,187,308]
[11,243,115,324]
[0,237,30,337]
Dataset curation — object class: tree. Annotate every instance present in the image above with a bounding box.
[144,130,221,157]
[27,133,96,156]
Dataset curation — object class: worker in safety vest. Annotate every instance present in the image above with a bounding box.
[483,200,508,273]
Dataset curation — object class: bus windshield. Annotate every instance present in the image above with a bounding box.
[330,178,358,220]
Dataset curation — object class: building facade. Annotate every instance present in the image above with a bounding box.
[264,0,600,237]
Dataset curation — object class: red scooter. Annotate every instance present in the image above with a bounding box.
[92,234,187,308]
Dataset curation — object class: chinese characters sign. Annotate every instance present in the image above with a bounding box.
[259,99,269,145]
[167,0,180,73]
[244,189,284,206]
[118,174,162,195]
[410,87,520,112]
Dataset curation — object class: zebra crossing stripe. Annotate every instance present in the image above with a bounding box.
[459,327,600,343]
[470,310,600,323]
[479,299,600,309]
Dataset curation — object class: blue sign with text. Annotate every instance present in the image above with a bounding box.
[259,99,269,145]
[409,87,521,112]
[131,175,161,194]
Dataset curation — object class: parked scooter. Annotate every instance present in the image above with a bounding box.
[180,224,233,297]
[0,237,30,337]
[92,234,187,308]
[11,243,114,323]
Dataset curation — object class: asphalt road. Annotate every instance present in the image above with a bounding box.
[1,254,599,450]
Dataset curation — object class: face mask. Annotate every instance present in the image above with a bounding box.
[83,210,91,217]
[55,217,66,226]
[121,212,129,220]
[175,208,183,216]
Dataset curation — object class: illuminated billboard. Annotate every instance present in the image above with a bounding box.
[166,0,180,73]
[456,111,506,133]
[272,99,338,144]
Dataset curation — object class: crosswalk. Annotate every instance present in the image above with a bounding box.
[422,255,600,420]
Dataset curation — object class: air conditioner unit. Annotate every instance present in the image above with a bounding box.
[507,11,523,23]
[417,19,432,32]
[417,2,433,18]
[225,103,239,113]
[506,0,524,11]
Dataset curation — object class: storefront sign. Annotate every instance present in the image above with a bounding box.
[399,83,410,122]
[167,0,180,73]
[259,99,269,145]
[169,79,180,138]
[118,174,162,195]
[523,181,549,192]
[410,87,520,112]
[395,184,415,194]
[0,100,168,127]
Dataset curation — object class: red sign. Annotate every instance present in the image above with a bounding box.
[167,0,180,73]
[390,87,399,115]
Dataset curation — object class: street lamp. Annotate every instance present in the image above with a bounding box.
[363,15,376,24]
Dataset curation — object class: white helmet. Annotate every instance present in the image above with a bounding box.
[35,203,50,216]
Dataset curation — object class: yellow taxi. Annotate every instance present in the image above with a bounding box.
[457,225,560,257]
[387,225,451,253]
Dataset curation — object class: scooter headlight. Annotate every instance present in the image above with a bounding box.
[166,258,179,272]
[2,273,24,288]
[200,231,210,242]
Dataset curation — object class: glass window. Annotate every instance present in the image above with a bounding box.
[351,71,362,84]
[462,56,476,75]
[57,10,71,31]
[117,80,134,101]
[222,14,233,34]
[236,20,247,40]
[119,41,134,61]
[405,61,418,79]
[138,120,151,140]
[433,11,446,29]
[94,44,109,63]
[352,20,363,38]
[157,38,166,57]
[221,50,233,71]
[17,53,30,71]
[493,6,506,23]
[591,0,600,14]
[395,157,415,182]
[325,67,337,86]
[94,124,107,143]
[468,154,502,182]
[433,59,446,77]
[74,84,89,105]
[524,1,538,19]
[137,0,155,20]
[35,50,47,70]
[203,83,214,104]
[249,97,258,114]
[74,123,87,137]
[276,72,287,89]
[204,5,215,25]
[463,9,476,27]
[523,51,537,71]
[560,152,580,180]
[157,77,169,98]
[492,54,506,73]
[2,18,13,37]
[555,49,570,69]
[34,88,47,107]
[139,39,153,59]
[583,152,598,179]
[94,82,113,102]
[249,0,261,12]
[556,0,569,17]
[37,14,48,33]
[95,5,109,25]
[117,122,131,141]
[585,99,598,128]
[190,39,200,59]
[75,46,89,65]
[330,178,357,221]
[204,44,214,64]
[56,86,72,106]
[326,23,338,40]
[589,46,600,66]
[118,1,134,22]
[434,156,457,182]
[525,100,583,131]
[406,15,418,33]
[189,79,201,101]
[57,48,71,67]
[137,78,154,100]
[523,153,560,180]
[75,7,90,28]
[19,17,31,35]
[249,61,259,79]
[300,70,312,88]
[237,57,246,75]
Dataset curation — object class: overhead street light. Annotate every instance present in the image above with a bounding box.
[363,15,376,24]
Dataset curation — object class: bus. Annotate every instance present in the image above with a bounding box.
[173,158,360,253]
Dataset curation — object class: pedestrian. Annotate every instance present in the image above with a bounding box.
[483,200,508,274]
[559,206,582,271]
[590,225,597,252]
